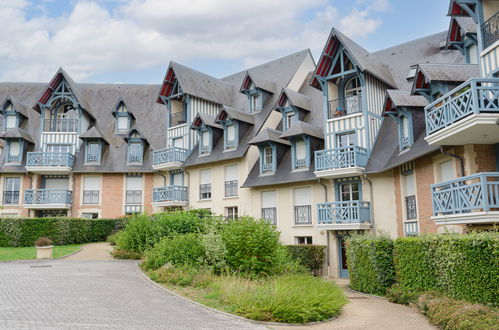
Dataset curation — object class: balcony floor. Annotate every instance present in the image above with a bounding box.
[25,166,73,175]
[152,200,188,208]
[314,166,364,179]
[317,222,372,230]
[426,113,499,145]
[432,211,499,225]
[152,161,183,171]
[23,203,72,210]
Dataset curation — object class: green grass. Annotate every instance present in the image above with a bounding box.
[148,267,347,324]
[0,245,82,262]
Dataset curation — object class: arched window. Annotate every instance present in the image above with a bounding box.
[344,76,361,97]
[343,76,362,114]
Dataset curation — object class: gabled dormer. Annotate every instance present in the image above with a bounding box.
[249,128,290,175]
[447,17,478,63]
[124,129,148,165]
[384,90,428,151]
[215,106,255,150]
[280,121,324,169]
[276,88,312,131]
[240,71,275,113]
[156,65,189,128]
[0,128,34,165]
[411,63,479,102]
[79,127,109,165]
[191,113,223,155]
[0,96,28,131]
[112,100,135,135]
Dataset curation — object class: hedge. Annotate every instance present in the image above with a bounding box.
[0,218,117,247]
[394,233,499,306]
[346,234,395,295]
[285,244,326,275]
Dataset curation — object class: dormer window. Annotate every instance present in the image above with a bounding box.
[225,123,237,149]
[285,111,295,131]
[200,129,211,154]
[114,102,131,134]
[7,140,22,163]
[2,102,18,131]
[249,91,262,112]
[293,137,309,169]
[399,114,412,150]
[125,130,146,165]
[85,141,101,164]
[263,146,273,172]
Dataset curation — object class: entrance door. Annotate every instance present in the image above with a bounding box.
[338,236,349,278]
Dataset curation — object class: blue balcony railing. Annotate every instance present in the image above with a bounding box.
[315,146,368,172]
[153,147,188,166]
[425,78,499,135]
[431,172,499,216]
[317,201,371,224]
[153,186,188,203]
[24,189,72,205]
[482,11,498,49]
[26,152,75,168]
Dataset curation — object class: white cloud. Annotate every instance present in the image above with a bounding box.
[0,0,388,82]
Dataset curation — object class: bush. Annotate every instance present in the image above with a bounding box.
[386,284,420,305]
[417,292,499,330]
[201,228,227,273]
[106,232,119,245]
[142,233,205,271]
[208,274,346,323]
[149,265,215,288]
[346,234,395,295]
[221,216,282,276]
[393,233,499,306]
[111,249,143,260]
[285,244,326,275]
[115,211,208,253]
[0,218,116,247]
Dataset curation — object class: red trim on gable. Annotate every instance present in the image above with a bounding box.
[34,73,64,112]
[384,98,393,114]
[241,75,252,91]
[449,19,462,43]
[156,68,176,104]
[312,37,340,89]
[216,110,228,122]
[192,117,203,128]
[278,92,288,107]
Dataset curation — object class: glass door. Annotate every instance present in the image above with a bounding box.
[338,236,349,278]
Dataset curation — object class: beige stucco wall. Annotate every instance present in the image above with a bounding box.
[287,52,316,91]
[368,171,398,238]
[483,1,499,21]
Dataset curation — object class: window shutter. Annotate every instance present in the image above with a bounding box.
[261,191,276,208]
[9,141,20,156]
[404,172,415,196]
[84,176,100,190]
[117,116,128,130]
[126,175,142,190]
[294,187,311,206]
[296,140,306,159]
[6,115,16,129]
[225,165,237,181]
[200,169,211,184]
[227,125,236,140]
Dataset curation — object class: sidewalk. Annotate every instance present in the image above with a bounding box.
[63,242,114,261]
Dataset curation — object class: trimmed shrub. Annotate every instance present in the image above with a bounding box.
[285,244,326,274]
[0,218,116,247]
[346,234,395,295]
[386,284,420,305]
[221,216,282,276]
[393,233,499,306]
[201,228,228,273]
[142,233,205,271]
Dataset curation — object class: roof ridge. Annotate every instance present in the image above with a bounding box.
[372,31,448,55]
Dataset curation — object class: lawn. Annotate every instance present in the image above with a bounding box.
[0,245,82,262]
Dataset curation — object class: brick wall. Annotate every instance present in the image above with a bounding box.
[474,144,497,173]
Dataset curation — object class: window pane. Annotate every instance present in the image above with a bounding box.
[172,173,183,186]
[337,133,355,147]
[202,131,210,147]
[117,116,128,130]
[296,140,306,159]
[264,147,272,165]
[9,141,20,156]
[227,125,235,140]
[6,115,16,129]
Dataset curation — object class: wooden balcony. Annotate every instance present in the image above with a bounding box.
[431,172,499,224]
[314,146,368,178]
[24,189,72,209]
[424,78,499,145]
[152,185,188,207]
[25,152,75,174]
[317,201,371,230]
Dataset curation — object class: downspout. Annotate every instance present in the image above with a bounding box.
[363,174,376,234]
[440,146,465,177]
[317,178,330,268]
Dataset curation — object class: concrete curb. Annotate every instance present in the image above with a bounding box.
[137,264,339,327]
[57,245,84,260]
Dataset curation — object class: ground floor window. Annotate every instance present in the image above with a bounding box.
[295,236,312,244]
[81,213,99,219]
[226,207,238,220]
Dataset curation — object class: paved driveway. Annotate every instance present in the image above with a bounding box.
[0,259,266,329]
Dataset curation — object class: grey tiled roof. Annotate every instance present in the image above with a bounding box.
[280,121,323,140]
[249,128,290,146]
[385,90,428,109]
[79,126,108,143]
[191,113,223,130]
[1,95,29,118]
[243,71,276,94]
[0,127,35,144]
[417,63,479,82]
[217,106,255,125]
[280,88,312,111]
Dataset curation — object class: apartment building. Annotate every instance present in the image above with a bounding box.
[0,0,497,278]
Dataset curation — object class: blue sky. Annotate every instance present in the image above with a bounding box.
[1,0,450,84]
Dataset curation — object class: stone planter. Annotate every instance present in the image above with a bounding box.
[36,245,53,259]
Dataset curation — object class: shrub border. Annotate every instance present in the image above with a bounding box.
[137,263,340,326]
